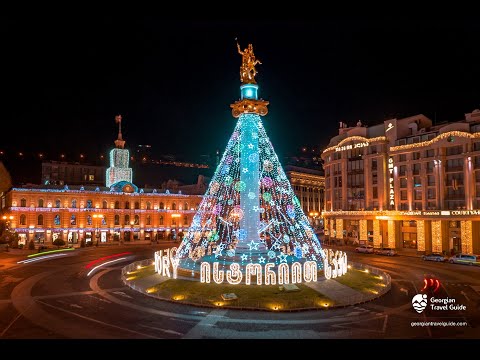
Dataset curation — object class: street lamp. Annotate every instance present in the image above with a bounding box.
[92,214,104,243]
[309,211,319,229]
[130,220,135,241]
[2,215,14,232]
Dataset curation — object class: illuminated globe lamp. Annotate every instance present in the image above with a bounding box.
[171,43,325,284]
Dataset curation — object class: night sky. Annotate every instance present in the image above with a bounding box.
[2,16,479,163]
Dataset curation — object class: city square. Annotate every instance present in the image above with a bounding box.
[1,17,480,343]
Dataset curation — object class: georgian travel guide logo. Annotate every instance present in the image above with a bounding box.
[412,293,467,313]
[412,294,428,313]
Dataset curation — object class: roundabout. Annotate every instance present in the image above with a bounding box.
[121,255,391,311]
[2,245,480,339]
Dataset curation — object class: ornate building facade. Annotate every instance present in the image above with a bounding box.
[321,110,480,254]
[1,118,202,247]
[285,165,324,228]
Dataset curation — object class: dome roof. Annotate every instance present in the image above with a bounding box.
[109,181,138,193]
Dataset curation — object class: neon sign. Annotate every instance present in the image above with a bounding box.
[388,157,395,208]
[335,142,369,152]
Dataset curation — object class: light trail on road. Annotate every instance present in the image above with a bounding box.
[87,257,128,276]
[17,253,69,264]
[85,252,132,269]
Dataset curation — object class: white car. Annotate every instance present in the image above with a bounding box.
[422,253,447,262]
[355,245,374,254]
[448,254,478,266]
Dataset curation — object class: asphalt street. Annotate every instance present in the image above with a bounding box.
[1,244,480,339]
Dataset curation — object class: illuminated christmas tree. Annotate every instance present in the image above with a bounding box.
[177,43,324,273]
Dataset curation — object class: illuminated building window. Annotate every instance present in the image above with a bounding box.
[446,158,463,171]
[38,199,44,208]
[114,201,120,209]
[172,219,176,226]
[134,202,140,210]
[102,217,106,225]
[184,215,188,225]
[446,146,463,156]
[102,200,108,209]
[71,199,77,208]
[86,200,93,209]
[89,175,95,181]
[37,214,43,225]
[146,215,151,225]
[125,201,130,209]
[159,202,165,210]
[426,161,434,173]
[414,177,421,187]
[159,216,164,225]
[55,199,61,208]
[20,198,26,207]
[414,189,422,200]
[146,202,151,210]
[20,214,26,225]
[114,215,120,225]
[184,202,188,211]
[172,203,176,210]
[413,163,421,175]
[134,215,139,225]
[87,215,92,225]
[124,215,130,225]
[70,214,76,225]
[54,215,60,226]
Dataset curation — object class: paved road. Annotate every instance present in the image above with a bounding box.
[1,244,480,339]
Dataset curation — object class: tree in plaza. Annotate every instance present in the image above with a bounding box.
[177,43,324,271]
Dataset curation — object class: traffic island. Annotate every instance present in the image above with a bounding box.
[121,260,391,311]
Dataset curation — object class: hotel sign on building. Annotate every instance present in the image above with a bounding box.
[335,142,369,152]
[388,157,395,208]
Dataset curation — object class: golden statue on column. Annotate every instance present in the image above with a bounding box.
[237,42,262,84]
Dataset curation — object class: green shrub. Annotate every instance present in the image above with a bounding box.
[53,238,66,248]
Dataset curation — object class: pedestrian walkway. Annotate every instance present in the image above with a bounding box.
[303,278,364,306]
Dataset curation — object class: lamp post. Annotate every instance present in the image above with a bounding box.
[130,220,135,241]
[92,214,104,245]
[309,211,319,229]
[1,215,15,250]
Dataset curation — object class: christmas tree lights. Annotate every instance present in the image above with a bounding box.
[176,43,325,278]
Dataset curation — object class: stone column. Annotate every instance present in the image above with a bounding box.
[373,219,381,248]
[417,220,425,252]
[460,220,473,254]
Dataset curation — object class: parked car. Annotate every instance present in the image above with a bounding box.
[448,254,479,266]
[422,253,447,262]
[355,245,374,254]
[374,247,397,256]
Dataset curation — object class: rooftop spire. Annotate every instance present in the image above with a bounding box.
[114,114,125,149]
